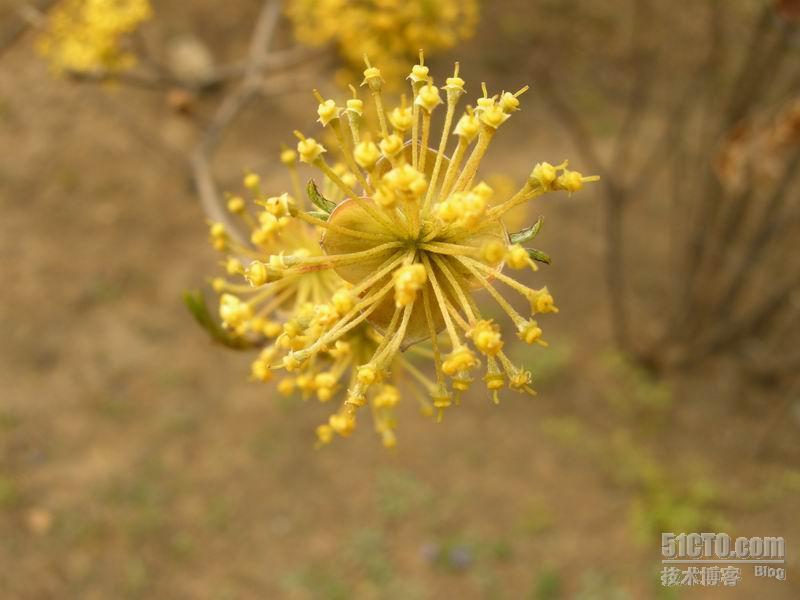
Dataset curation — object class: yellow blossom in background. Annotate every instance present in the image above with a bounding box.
[37,0,153,73]
[193,53,597,448]
[286,0,478,84]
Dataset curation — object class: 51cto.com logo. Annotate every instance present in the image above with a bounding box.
[660,533,786,588]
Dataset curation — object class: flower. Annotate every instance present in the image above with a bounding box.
[286,0,478,84]
[37,0,153,74]
[196,55,597,447]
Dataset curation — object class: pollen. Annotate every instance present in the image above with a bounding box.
[529,287,559,314]
[316,97,341,126]
[518,320,546,346]
[394,264,427,307]
[354,140,381,169]
[296,136,326,163]
[415,81,443,113]
[468,320,504,356]
[442,347,480,377]
[389,105,414,132]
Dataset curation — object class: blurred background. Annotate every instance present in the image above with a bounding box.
[1,0,799,598]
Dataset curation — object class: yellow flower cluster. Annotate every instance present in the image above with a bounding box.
[37,0,153,73]
[200,53,597,448]
[286,0,478,84]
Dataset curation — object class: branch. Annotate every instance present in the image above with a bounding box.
[245,0,282,79]
[190,0,288,242]
[63,67,177,89]
[612,0,656,168]
[699,271,800,359]
[630,67,706,188]
[535,68,611,183]
[205,45,324,88]
[190,72,313,242]
[535,65,634,351]
[722,4,793,132]
[708,146,800,320]
[2,1,55,57]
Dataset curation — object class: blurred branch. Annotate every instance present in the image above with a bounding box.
[746,353,800,382]
[25,0,321,93]
[192,0,273,236]
[58,45,323,92]
[535,0,663,356]
[684,5,796,307]
[189,0,318,241]
[710,147,800,321]
[721,4,794,132]
[539,0,800,384]
[191,72,313,235]
[699,271,800,360]
[536,67,632,351]
[207,45,324,88]
[612,0,656,168]
[63,67,178,89]
[29,0,323,245]
[245,0,282,79]
[190,0,282,240]
[630,68,705,187]
[536,70,609,181]
[2,1,53,57]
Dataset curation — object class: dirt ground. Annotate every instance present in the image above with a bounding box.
[1,2,798,599]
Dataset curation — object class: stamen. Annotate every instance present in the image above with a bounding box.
[430,254,476,323]
[346,85,363,145]
[284,241,403,273]
[421,253,461,349]
[463,256,538,298]
[290,278,396,361]
[362,55,389,139]
[350,251,410,297]
[452,127,494,192]
[314,157,403,235]
[294,211,392,241]
[422,66,461,211]
[456,256,526,327]
[418,107,432,172]
[329,119,373,194]
[313,156,357,197]
[415,290,443,397]
[419,241,482,258]
[373,301,414,366]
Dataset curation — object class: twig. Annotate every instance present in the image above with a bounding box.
[245,0,282,79]
[709,147,800,320]
[536,70,633,350]
[722,6,794,133]
[611,0,656,168]
[699,272,800,360]
[207,45,324,85]
[3,1,55,57]
[680,6,787,316]
[630,67,705,188]
[188,1,321,243]
[64,68,176,89]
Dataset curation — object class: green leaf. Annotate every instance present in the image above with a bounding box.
[509,216,544,245]
[307,179,336,214]
[183,289,253,350]
[526,248,552,265]
[306,210,330,222]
